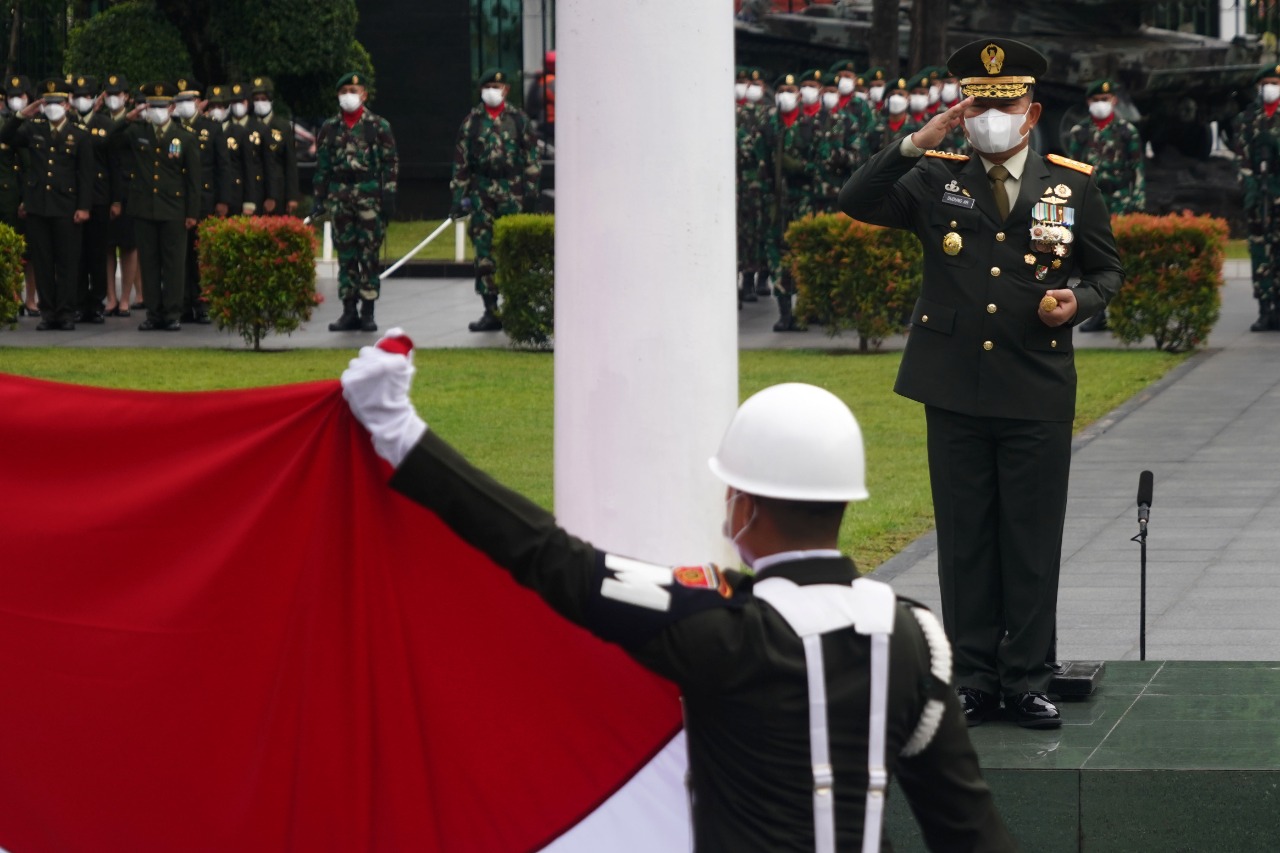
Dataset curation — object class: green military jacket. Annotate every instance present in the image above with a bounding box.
[312,107,398,212]
[75,111,114,208]
[1232,104,1280,222]
[111,119,200,221]
[0,114,93,218]
[840,143,1125,422]
[449,103,540,210]
[1064,116,1145,214]
[181,115,226,218]
[230,116,269,209]
[252,111,299,207]
[0,129,22,225]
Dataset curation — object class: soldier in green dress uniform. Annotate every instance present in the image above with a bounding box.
[250,76,299,216]
[1,75,33,315]
[174,79,221,324]
[69,74,114,324]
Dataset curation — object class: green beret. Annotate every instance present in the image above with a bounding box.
[947,37,1048,99]
[829,59,858,76]
[1253,64,1280,85]
[479,68,510,86]
[863,67,886,84]
[336,71,368,90]
[798,68,823,85]
[746,68,765,83]
[774,72,798,89]
[889,76,910,94]
[906,71,931,91]
[1085,79,1117,97]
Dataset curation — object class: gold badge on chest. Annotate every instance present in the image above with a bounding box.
[943,232,963,255]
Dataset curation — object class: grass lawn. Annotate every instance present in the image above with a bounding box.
[307,219,476,263]
[0,347,1187,570]
[1226,238,1248,261]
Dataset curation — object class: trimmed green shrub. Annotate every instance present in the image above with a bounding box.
[1109,213,1227,352]
[0,222,22,329]
[787,213,923,350]
[66,1,193,85]
[493,213,554,350]
[199,216,320,350]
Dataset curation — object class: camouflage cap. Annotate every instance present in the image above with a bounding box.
[828,59,858,77]
[4,74,30,97]
[1253,64,1280,85]
[250,75,273,96]
[798,68,823,86]
[70,74,98,97]
[336,71,369,90]
[103,73,129,94]
[948,37,1047,100]
[479,68,510,86]
[37,77,69,101]
[207,84,231,105]
[1085,79,1117,98]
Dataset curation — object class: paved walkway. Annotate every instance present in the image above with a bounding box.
[4,261,1274,662]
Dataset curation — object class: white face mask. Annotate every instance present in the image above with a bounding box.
[836,77,855,96]
[209,106,228,123]
[1088,100,1114,120]
[887,93,908,115]
[775,91,798,112]
[908,94,929,114]
[253,99,272,116]
[73,96,94,114]
[745,84,763,103]
[338,92,363,113]
[941,83,958,103]
[173,100,197,120]
[821,91,840,111]
[853,90,868,102]
[1263,84,1280,105]
[43,103,66,123]
[928,86,940,105]
[480,87,505,108]
[868,84,885,103]
[964,106,1030,155]
[7,96,25,113]
[231,102,248,118]
[799,85,820,105]
[106,94,124,113]
[734,83,748,101]
[147,106,170,126]
[721,491,758,568]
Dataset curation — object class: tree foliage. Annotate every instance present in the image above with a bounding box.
[65,1,192,84]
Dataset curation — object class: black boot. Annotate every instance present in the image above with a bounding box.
[1250,300,1278,332]
[741,270,758,303]
[772,292,805,332]
[328,297,361,332]
[359,298,377,332]
[1078,310,1108,333]
[755,271,772,297]
[468,294,503,332]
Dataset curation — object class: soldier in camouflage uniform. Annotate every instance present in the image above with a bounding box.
[736,68,769,303]
[813,74,868,214]
[450,68,541,333]
[1067,79,1145,332]
[1233,64,1280,331]
[933,67,968,154]
[313,72,399,333]
[828,60,874,132]
[864,77,922,154]
[761,72,828,331]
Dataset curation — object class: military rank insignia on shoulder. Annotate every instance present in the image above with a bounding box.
[673,564,733,598]
[925,149,969,161]
[1046,153,1094,175]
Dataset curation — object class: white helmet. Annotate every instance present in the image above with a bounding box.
[708,383,869,502]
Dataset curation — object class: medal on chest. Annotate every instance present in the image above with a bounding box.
[1030,186,1075,260]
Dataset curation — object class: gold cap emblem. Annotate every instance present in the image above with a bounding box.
[178,79,187,90]
[232,84,241,94]
[109,75,117,85]
[76,76,85,86]
[254,77,262,86]
[495,72,504,82]
[1101,81,1110,93]
[154,84,163,95]
[45,81,55,92]
[983,43,1005,76]
[10,77,17,87]
[352,74,359,84]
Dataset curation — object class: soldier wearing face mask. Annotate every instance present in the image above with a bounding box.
[249,76,299,216]
[828,60,873,131]
[0,78,94,330]
[174,79,220,324]
[1,75,36,317]
[228,82,268,214]
[101,73,141,317]
[933,69,968,154]
[797,69,824,121]
[206,84,254,217]
[1232,64,1280,331]
[736,68,770,303]
[906,72,933,128]
[813,76,869,214]
[865,77,918,153]
[111,81,200,332]
[1066,79,1145,333]
[449,68,541,333]
[68,74,113,324]
[841,38,1124,731]
[863,67,887,114]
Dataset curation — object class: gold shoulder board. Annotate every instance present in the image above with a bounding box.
[1046,153,1094,175]
[924,149,970,161]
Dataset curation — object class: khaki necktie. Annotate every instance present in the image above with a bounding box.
[987,164,1010,220]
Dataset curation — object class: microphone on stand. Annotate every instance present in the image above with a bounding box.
[1134,470,1154,660]
[1137,470,1153,532]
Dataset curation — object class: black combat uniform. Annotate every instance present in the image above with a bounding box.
[840,39,1124,715]
[0,79,93,330]
[249,76,299,215]
[70,75,114,323]
[111,81,200,331]
[388,431,1015,852]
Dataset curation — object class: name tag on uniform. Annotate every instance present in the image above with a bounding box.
[942,192,974,209]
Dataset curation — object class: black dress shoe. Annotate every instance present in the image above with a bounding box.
[78,311,105,324]
[58,320,76,331]
[957,686,1001,727]
[192,309,212,325]
[35,319,55,331]
[1006,692,1061,729]
[138,319,159,331]
[161,320,181,331]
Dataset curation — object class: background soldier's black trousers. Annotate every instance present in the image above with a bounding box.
[27,213,82,324]
[77,203,110,315]
[925,405,1072,698]
[135,218,188,326]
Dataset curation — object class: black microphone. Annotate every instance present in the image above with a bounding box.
[1137,470,1153,527]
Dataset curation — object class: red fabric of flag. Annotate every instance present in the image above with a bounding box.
[0,374,681,852]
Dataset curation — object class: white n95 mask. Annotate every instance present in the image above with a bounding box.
[964,107,1029,155]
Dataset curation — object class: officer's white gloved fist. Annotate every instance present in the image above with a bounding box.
[341,327,428,467]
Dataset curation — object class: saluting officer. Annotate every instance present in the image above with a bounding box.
[841,39,1125,728]
[313,71,398,333]
[340,341,1016,852]
[174,79,219,324]
[249,76,298,216]
[111,81,200,331]
[1,75,35,316]
[69,74,113,324]
[0,78,93,330]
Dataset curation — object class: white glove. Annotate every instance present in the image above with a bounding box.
[341,327,428,467]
